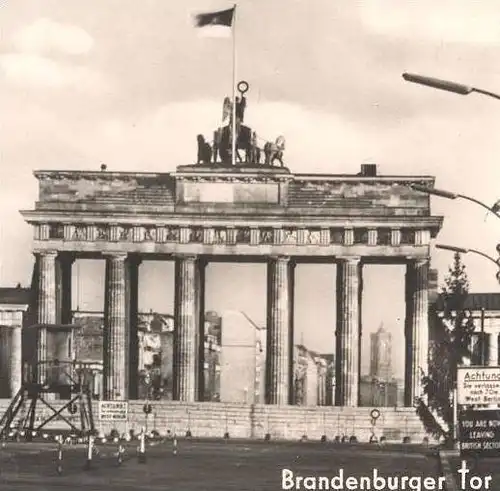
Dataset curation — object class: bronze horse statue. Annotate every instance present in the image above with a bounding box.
[263,136,285,167]
[196,134,212,164]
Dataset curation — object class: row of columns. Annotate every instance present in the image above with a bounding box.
[33,250,429,406]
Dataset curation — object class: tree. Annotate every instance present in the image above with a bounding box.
[421,252,476,437]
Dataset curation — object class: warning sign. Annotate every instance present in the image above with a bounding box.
[98,401,128,421]
[457,366,500,405]
[459,409,500,456]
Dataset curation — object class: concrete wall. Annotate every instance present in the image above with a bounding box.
[0,399,431,443]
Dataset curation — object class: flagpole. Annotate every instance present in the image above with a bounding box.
[231,4,237,167]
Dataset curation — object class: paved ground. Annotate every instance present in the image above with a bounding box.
[0,439,442,491]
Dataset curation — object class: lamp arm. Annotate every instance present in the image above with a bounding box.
[467,248,499,267]
[472,88,500,101]
[457,194,500,219]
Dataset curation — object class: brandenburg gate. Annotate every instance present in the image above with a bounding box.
[18,85,443,410]
[20,161,443,407]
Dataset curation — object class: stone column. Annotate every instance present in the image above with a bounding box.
[103,253,127,400]
[174,255,200,401]
[488,331,498,367]
[56,253,74,325]
[266,256,293,405]
[10,322,23,396]
[126,255,141,399]
[335,257,362,406]
[404,258,429,406]
[36,250,58,383]
[197,258,207,401]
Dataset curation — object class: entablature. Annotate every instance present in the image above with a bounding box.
[26,218,439,252]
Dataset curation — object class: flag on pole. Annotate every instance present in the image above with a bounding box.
[194,7,235,37]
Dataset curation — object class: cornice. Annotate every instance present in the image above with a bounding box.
[19,210,444,229]
[34,170,174,182]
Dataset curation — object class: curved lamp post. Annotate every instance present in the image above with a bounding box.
[402,73,500,101]
[435,244,499,268]
[409,184,500,220]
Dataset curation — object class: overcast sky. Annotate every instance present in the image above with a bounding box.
[2,1,500,377]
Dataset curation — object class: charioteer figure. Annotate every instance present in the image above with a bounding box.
[194,80,286,168]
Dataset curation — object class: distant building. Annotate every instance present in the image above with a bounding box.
[370,324,392,382]
[0,285,32,397]
[218,310,265,404]
[293,345,333,406]
[432,293,500,367]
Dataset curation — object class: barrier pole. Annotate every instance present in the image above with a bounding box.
[56,435,63,475]
[84,434,94,470]
[117,440,124,466]
[138,427,146,463]
[173,433,177,456]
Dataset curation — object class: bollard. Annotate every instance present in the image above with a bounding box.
[138,428,146,464]
[117,441,124,466]
[173,435,177,456]
[56,435,63,476]
[84,435,94,470]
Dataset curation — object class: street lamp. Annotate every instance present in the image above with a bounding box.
[436,244,500,287]
[409,184,500,220]
[436,243,499,268]
[402,73,500,101]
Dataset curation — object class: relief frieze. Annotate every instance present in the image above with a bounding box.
[236,228,251,244]
[190,227,204,243]
[143,226,157,242]
[73,225,87,241]
[283,229,297,245]
[96,224,110,241]
[305,229,321,245]
[213,228,227,245]
[165,227,180,242]
[37,222,426,248]
[118,225,133,242]
[260,228,273,245]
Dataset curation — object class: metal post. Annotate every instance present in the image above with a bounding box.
[56,435,63,475]
[138,427,146,463]
[173,433,177,455]
[453,386,458,447]
[84,434,93,470]
[481,308,486,365]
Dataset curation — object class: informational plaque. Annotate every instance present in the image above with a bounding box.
[98,400,129,421]
[459,409,500,456]
[457,366,500,405]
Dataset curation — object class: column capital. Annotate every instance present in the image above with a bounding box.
[33,249,58,257]
[336,256,361,264]
[405,257,430,266]
[173,253,198,263]
[268,255,292,264]
[102,252,128,261]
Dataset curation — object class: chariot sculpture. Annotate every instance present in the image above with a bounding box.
[196,81,286,168]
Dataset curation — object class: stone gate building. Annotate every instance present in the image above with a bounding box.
[19,163,443,408]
